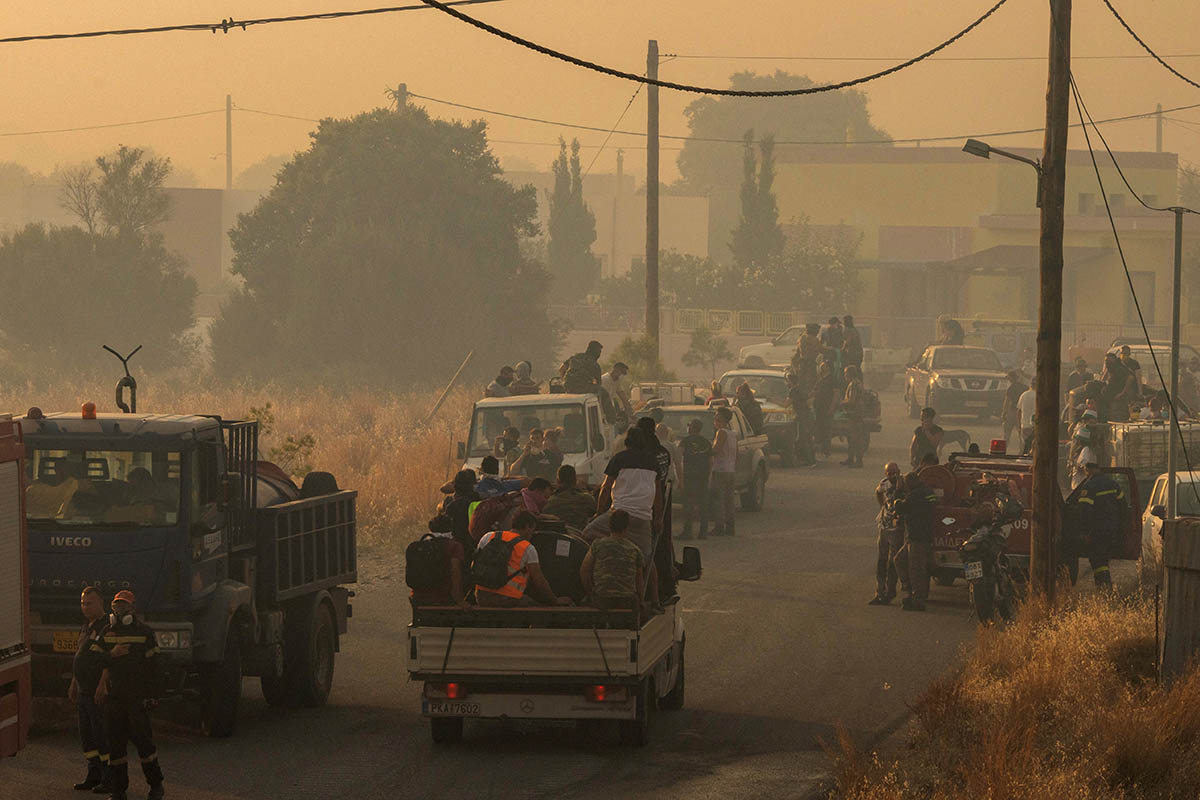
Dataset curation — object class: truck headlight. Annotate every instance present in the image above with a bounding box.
[936,376,957,389]
[154,630,191,649]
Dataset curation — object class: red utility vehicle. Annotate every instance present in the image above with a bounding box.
[0,416,32,756]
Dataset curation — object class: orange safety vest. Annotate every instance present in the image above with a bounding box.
[475,531,532,600]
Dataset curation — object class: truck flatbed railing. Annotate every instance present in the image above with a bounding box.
[257,490,357,604]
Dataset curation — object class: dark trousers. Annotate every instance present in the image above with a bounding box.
[794,412,815,464]
[655,487,676,602]
[1089,529,1115,588]
[895,538,931,601]
[844,419,866,465]
[875,527,904,598]
[104,699,164,792]
[708,472,736,533]
[681,474,709,535]
[814,412,833,456]
[77,696,109,781]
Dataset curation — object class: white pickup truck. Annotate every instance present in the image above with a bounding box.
[458,393,615,487]
[737,324,910,389]
[408,547,701,746]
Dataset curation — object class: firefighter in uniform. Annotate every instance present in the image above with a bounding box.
[1074,462,1125,589]
[69,586,111,793]
[92,590,165,800]
[894,471,940,612]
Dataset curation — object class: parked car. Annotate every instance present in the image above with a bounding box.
[736,323,909,389]
[654,405,769,511]
[903,345,1007,419]
[1141,471,1200,567]
[718,369,797,465]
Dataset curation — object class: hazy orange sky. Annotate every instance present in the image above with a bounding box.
[2,0,1198,187]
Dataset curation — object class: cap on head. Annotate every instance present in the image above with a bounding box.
[113,590,135,605]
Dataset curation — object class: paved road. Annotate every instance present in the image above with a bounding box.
[8,402,1002,800]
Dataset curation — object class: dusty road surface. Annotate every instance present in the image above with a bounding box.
[7,402,1003,800]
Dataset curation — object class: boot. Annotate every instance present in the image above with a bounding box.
[91,784,113,795]
[867,595,891,606]
[73,778,103,791]
[147,784,165,800]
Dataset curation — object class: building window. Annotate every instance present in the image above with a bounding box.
[1078,193,1094,215]
[1125,271,1155,324]
[1108,193,1126,212]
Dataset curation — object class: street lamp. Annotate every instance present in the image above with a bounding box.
[962,138,1044,207]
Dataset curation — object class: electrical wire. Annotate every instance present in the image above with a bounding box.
[415,0,1014,96]
[583,85,642,177]
[661,52,1200,63]
[0,0,508,44]
[0,109,224,137]
[408,89,1200,147]
[1069,75,1200,506]
[1101,0,1200,91]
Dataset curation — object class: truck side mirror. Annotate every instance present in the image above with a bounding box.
[457,441,466,460]
[1151,504,1166,520]
[677,546,702,582]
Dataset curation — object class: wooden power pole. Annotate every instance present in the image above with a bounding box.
[1032,0,1072,601]
[645,39,660,357]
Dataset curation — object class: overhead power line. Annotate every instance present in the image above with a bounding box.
[0,109,224,137]
[415,0,1014,96]
[1101,0,1200,90]
[408,89,1200,147]
[0,0,507,44]
[660,52,1200,63]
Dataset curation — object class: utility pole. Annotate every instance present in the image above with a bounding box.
[397,82,408,107]
[611,148,623,280]
[226,94,233,191]
[1032,0,1071,602]
[645,39,660,356]
[1168,208,1185,518]
[1156,103,1164,154]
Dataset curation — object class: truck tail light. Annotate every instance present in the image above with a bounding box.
[584,685,628,702]
[426,682,467,700]
[990,439,1007,455]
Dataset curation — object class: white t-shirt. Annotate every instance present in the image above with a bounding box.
[605,448,659,520]
[1071,445,1096,489]
[1018,388,1037,428]
[476,532,539,568]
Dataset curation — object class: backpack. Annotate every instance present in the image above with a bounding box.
[468,491,524,542]
[405,534,450,591]
[470,532,524,590]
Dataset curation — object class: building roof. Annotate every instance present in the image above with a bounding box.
[938,244,1110,272]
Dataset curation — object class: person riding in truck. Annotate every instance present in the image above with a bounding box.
[473,511,573,607]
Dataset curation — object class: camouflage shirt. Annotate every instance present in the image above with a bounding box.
[543,487,596,530]
[589,536,643,601]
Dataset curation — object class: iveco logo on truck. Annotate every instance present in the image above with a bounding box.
[50,536,92,547]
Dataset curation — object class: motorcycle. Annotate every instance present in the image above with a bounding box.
[959,494,1026,623]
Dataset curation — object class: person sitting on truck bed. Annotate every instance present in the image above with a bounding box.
[580,510,645,610]
[542,465,596,530]
[509,360,541,395]
[486,365,515,397]
[439,469,481,559]
[474,456,525,498]
[473,511,572,607]
[561,340,604,394]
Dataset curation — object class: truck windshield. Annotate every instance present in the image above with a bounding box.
[657,410,715,440]
[932,349,1003,371]
[26,449,182,527]
[720,375,789,405]
[468,404,588,457]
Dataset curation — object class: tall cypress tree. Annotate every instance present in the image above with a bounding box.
[729,130,784,269]
[547,138,598,302]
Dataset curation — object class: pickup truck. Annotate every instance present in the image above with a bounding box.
[903,345,1007,419]
[1141,471,1200,567]
[408,542,701,746]
[460,393,614,487]
[0,416,31,757]
[718,369,798,465]
[654,404,769,510]
[737,323,910,389]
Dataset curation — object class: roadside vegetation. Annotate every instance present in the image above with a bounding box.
[1,380,472,544]
[828,588,1200,799]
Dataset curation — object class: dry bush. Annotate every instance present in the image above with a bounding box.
[833,590,1200,800]
[1,378,476,545]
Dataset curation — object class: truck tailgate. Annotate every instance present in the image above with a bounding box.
[408,604,678,679]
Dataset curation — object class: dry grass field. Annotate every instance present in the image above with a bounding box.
[829,587,1200,800]
[1,378,475,544]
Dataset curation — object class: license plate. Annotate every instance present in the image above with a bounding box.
[427,701,481,716]
[53,631,80,653]
[963,561,983,581]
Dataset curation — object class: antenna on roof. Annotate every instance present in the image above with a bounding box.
[102,344,142,414]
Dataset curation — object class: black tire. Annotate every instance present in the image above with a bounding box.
[618,679,655,747]
[200,626,243,738]
[660,640,685,711]
[430,716,464,745]
[934,572,957,587]
[741,467,765,512]
[970,575,996,623]
[290,602,336,708]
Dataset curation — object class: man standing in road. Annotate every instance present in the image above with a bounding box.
[93,590,165,800]
[69,587,111,794]
[841,315,864,371]
[869,463,905,605]
[1001,371,1026,448]
[894,472,939,612]
[1072,462,1126,589]
[1017,379,1037,454]
[677,418,712,540]
[709,406,738,537]
[909,407,944,469]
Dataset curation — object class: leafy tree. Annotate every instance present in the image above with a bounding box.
[729,131,784,268]
[234,153,293,191]
[0,223,196,373]
[604,335,676,382]
[682,327,734,379]
[673,71,888,257]
[546,138,598,302]
[58,165,101,237]
[94,146,173,241]
[210,104,559,383]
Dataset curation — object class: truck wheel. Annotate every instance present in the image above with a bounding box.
[291,602,336,707]
[741,467,765,512]
[200,628,242,738]
[934,571,957,587]
[618,678,655,747]
[430,717,464,745]
[660,640,685,711]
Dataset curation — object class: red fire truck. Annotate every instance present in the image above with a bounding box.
[0,415,31,756]
[924,440,1142,586]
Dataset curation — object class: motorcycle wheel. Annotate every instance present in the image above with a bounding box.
[969,575,996,623]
